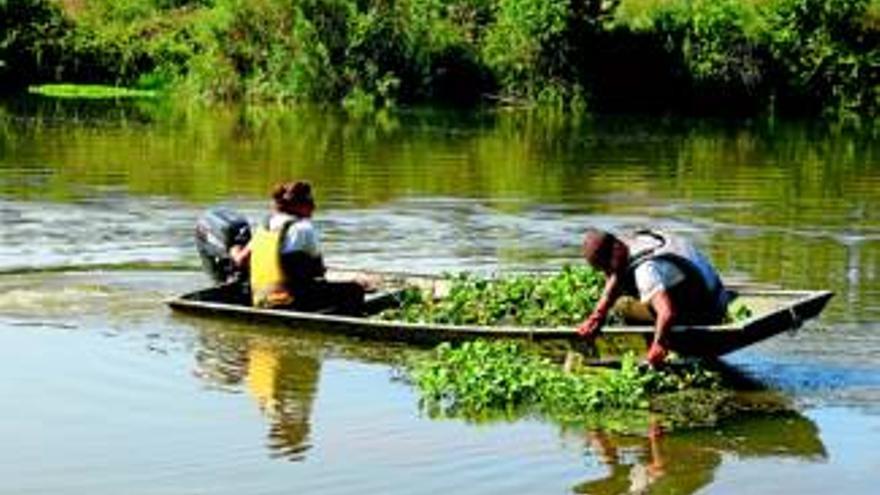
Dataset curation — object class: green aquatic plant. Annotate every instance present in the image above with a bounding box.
[382,266,754,329]
[727,298,754,323]
[381,265,605,327]
[410,340,726,431]
[28,84,158,99]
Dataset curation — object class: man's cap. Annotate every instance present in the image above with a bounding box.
[582,228,614,264]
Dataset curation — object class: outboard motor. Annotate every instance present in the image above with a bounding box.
[195,207,252,284]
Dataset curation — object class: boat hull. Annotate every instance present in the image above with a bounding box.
[166,270,834,359]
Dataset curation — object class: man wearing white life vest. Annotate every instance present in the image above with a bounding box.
[577,228,730,367]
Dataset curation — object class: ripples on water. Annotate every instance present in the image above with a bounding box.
[1,99,879,493]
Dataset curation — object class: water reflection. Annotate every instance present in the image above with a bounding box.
[0,267,846,493]
[189,321,412,462]
[184,315,829,488]
[194,330,321,461]
[574,413,826,494]
[570,364,828,494]
[1,98,878,322]
[1,80,876,494]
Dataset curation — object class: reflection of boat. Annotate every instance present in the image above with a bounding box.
[168,269,833,359]
[574,411,826,495]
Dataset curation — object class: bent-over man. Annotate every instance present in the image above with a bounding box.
[578,228,729,366]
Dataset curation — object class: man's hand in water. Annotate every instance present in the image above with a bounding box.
[577,310,606,339]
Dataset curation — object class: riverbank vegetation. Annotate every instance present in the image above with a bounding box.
[409,340,785,431]
[1,0,877,117]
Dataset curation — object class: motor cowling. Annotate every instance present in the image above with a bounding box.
[195,207,252,284]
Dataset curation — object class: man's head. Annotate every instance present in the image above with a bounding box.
[582,228,628,275]
[272,181,315,217]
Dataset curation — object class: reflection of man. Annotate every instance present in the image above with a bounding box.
[245,341,321,460]
[577,229,730,366]
[193,332,321,461]
[574,411,827,494]
[576,423,718,495]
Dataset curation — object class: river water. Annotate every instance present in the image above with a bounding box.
[1,98,878,494]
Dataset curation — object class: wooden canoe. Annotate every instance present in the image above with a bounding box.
[166,269,833,359]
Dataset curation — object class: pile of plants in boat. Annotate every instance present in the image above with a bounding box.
[409,340,776,431]
[381,266,753,327]
[380,266,605,327]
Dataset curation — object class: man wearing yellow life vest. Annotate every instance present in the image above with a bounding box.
[577,228,730,367]
[231,181,364,314]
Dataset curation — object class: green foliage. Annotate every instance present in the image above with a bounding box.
[285,0,353,102]
[180,0,480,105]
[0,0,70,88]
[410,340,723,429]
[381,265,604,327]
[763,0,879,116]
[60,0,211,89]
[640,0,878,115]
[343,3,410,106]
[2,0,877,116]
[653,0,765,95]
[481,0,568,99]
[482,0,617,107]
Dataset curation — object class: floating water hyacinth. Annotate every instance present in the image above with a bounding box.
[408,340,786,431]
[28,84,158,99]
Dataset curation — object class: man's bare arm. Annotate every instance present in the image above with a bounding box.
[230,244,251,267]
[577,273,622,336]
[647,289,677,365]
